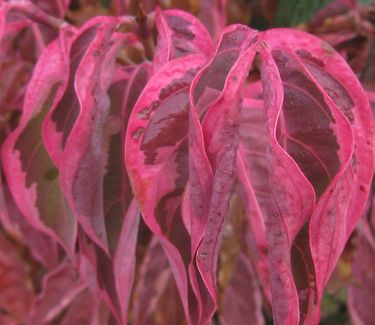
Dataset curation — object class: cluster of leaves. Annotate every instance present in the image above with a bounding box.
[0,0,374,324]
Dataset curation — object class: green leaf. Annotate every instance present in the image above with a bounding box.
[276,0,332,26]
[359,0,374,4]
[100,0,112,8]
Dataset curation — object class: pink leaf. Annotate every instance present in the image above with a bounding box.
[265,28,374,317]
[42,17,113,166]
[60,289,102,325]
[348,192,375,325]
[239,28,373,324]
[189,24,258,323]
[32,0,72,18]
[348,231,375,325]
[237,94,271,303]
[219,251,264,325]
[133,237,187,325]
[66,55,148,324]
[0,233,34,323]
[153,8,213,70]
[1,39,77,256]
[0,1,64,115]
[126,54,207,324]
[198,0,227,41]
[0,182,59,269]
[73,60,149,322]
[261,36,353,324]
[54,22,137,252]
[114,199,140,322]
[28,262,85,324]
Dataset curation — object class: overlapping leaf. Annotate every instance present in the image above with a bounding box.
[1,4,374,325]
[52,36,149,321]
[348,231,375,325]
[153,8,213,70]
[28,262,85,324]
[236,28,373,324]
[126,54,207,324]
[218,194,265,325]
[0,182,59,269]
[265,28,374,313]
[132,237,187,325]
[2,39,77,256]
[0,1,65,119]
[189,24,258,323]
[0,233,34,323]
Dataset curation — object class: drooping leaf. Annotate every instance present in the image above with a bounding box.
[51,21,135,252]
[348,188,375,325]
[0,181,59,269]
[2,39,77,256]
[198,0,227,40]
[189,24,259,324]
[62,45,148,323]
[60,289,102,325]
[132,237,187,325]
[266,28,374,314]
[220,251,264,325]
[43,17,114,166]
[238,42,315,324]
[0,1,65,118]
[236,94,271,303]
[103,62,151,254]
[0,233,34,323]
[153,8,213,70]
[114,199,140,322]
[218,194,265,325]
[32,0,72,18]
[126,54,207,324]
[28,262,85,324]
[240,27,373,324]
